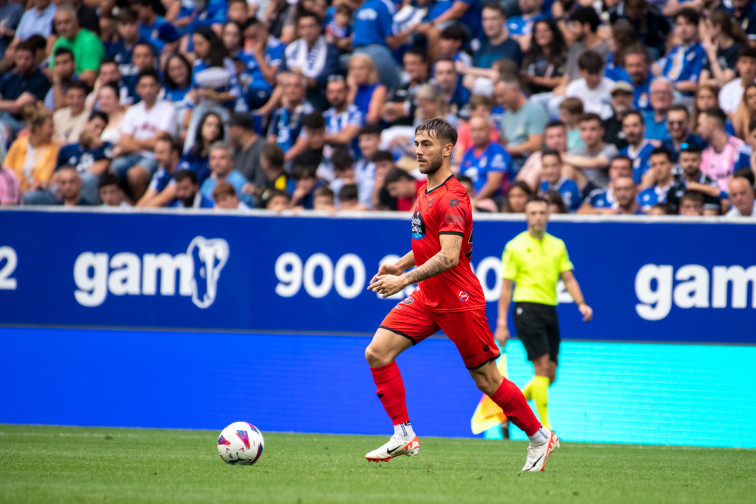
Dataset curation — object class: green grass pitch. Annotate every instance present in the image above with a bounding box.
[1,425,754,504]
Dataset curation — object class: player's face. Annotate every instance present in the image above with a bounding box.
[414,131,449,175]
[679,152,701,176]
[525,201,548,231]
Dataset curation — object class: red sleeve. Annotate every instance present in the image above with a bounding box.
[437,191,469,236]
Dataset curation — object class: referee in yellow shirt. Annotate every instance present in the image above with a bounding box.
[495,196,593,432]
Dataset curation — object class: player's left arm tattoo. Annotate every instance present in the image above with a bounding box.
[402,234,462,285]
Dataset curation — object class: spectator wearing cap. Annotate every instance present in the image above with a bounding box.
[661,105,703,162]
[698,107,751,192]
[495,76,548,171]
[726,176,756,217]
[666,146,722,216]
[351,0,407,91]
[172,169,213,209]
[136,133,181,207]
[45,47,79,111]
[49,3,103,88]
[200,141,254,207]
[618,111,656,186]
[383,48,431,128]
[53,81,90,144]
[0,40,50,139]
[111,69,177,201]
[266,72,314,152]
[281,10,340,111]
[642,78,674,142]
[663,9,706,97]
[227,112,266,191]
[603,80,633,149]
[134,0,180,54]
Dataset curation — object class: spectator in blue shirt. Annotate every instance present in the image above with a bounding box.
[460,116,513,201]
[433,59,470,117]
[577,155,634,214]
[267,72,314,152]
[0,0,23,58]
[160,53,193,142]
[45,47,79,110]
[637,147,675,211]
[179,111,224,186]
[0,40,50,139]
[624,44,653,113]
[137,133,181,207]
[352,0,406,90]
[173,168,214,209]
[201,142,253,207]
[643,78,674,141]
[107,10,146,82]
[619,110,656,185]
[661,104,703,162]
[663,8,706,97]
[323,76,364,163]
[56,110,112,204]
[538,149,582,212]
[135,0,180,54]
[728,0,756,44]
[469,3,523,70]
[611,176,646,215]
[507,0,545,49]
[346,52,386,126]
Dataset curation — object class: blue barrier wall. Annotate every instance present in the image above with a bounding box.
[1,209,755,448]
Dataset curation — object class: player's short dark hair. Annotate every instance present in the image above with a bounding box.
[173,169,197,185]
[371,150,394,164]
[332,146,354,172]
[155,132,181,153]
[136,68,160,85]
[680,190,704,205]
[440,24,467,43]
[303,111,325,130]
[577,51,604,74]
[541,149,562,163]
[702,107,727,128]
[481,2,506,18]
[385,167,415,185]
[578,112,603,126]
[650,147,674,162]
[338,183,359,202]
[53,47,74,60]
[88,110,109,126]
[525,195,550,208]
[359,124,382,137]
[675,7,700,25]
[623,109,645,126]
[262,143,285,169]
[570,6,600,32]
[415,118,458,147]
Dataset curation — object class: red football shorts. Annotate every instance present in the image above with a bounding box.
[379,295,500,369]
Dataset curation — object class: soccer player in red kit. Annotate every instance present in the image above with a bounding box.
[365,119,559,471]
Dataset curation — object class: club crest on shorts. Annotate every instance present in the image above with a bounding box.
[458,290,469,302]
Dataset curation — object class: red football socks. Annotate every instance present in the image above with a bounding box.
[490,378,541,436]
[370,362,410,425]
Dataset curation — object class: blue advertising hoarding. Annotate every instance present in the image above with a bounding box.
[0,208,754,344]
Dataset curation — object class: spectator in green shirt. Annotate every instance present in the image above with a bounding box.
[50,3,103,88]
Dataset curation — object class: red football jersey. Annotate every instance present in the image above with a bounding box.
[410,175,486,312]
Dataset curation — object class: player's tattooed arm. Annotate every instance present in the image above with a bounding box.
[401,234,462,285]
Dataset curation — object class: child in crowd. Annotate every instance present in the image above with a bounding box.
[558,97,585,151]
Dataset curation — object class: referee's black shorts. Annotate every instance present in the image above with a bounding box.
[513,302,560,364]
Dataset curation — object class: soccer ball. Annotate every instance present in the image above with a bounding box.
[217,422,265,465]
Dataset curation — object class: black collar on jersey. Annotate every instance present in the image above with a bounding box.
[425,174,455,194]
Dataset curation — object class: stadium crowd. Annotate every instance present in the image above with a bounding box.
[0,0,755,217]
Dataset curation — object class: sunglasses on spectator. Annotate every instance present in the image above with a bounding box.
[667,120,685,126]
